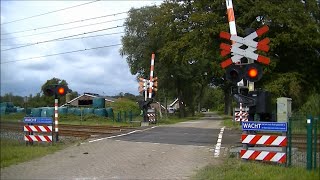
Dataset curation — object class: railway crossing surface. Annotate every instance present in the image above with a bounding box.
[1,112,241,180]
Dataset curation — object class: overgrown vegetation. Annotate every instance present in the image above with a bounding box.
[192,157,319,180]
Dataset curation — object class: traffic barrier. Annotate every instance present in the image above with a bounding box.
[24,125,53,143]
[147,109,156,124]
[233,107,249,122]
[240,150,286,163]
[240,123,287,164]
[24,125,52,133]
[241,134,287,146]
[24,135,52,142]
[23,117,53,145]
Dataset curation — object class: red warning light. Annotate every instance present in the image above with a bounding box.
[244,63,263,82]
[58,87,65,95]
[248,68,258,78]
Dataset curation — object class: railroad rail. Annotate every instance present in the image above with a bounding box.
[0,121,137,138]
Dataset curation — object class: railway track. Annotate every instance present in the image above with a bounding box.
[1,121,318,150]
[0,121,137,138]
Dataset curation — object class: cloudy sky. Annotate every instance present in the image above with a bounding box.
[1,0,162,97]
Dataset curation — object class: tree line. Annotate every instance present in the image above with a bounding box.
[0,77,140,108]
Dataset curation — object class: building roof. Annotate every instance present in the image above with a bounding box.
[61,93,115,107]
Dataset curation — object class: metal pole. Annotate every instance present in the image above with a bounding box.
[129,110,132,122]
[307,116,313,170]
[54,96,59,142]
[313,116,318,170]
[287,117,292,167]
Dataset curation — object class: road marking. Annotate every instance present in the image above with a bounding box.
[214,126,225,158]
[81,126,157,144]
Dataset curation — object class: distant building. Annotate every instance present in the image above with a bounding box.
[61,93,115,107]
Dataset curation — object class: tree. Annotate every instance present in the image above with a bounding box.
[121,1,226,117]
[41,77,71,106]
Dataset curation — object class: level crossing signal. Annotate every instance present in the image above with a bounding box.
[225,63,263,84]
[152,77,158,92]
[244,63,263,82]
[43,85,68,96]
[138,78,147,93]
[219,25,270,69]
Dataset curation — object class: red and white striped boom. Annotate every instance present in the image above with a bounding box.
[148,53,155,99]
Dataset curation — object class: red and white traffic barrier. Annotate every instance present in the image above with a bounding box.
[241,134,287,146]
[235,112,249,116]
[24,125,53,143]
[235,117,248,121]
[148,53,155,99]
[24,125,52,133]
[24,135,52,142]
[240,149,286,164]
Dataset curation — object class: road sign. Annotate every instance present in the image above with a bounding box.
[242,121,287,132]
[23,117,53,124]
[219,25,270,68]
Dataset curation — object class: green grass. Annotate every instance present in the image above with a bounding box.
[192,157,320,180]
[0,138,72,168]
[0,112,25,122]
[218,112,242,130]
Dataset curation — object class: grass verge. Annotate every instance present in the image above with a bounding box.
[217,111,242,130]
[0,138,75,168]
[192,157,320,180]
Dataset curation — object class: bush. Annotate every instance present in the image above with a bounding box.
[298,93,320,116]
[110,98,140,115]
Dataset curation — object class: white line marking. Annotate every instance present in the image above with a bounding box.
[214,126,225,158]
[81,126,157,144]
[87,130,141,143]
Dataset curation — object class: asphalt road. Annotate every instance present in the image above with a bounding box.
[1,112,240,180]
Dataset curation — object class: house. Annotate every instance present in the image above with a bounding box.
[61,93,116,107]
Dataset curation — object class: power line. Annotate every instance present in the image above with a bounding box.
[1,0,101,25]
[1,32,124,47]
[1,20,124,41]
[1,43,122,64]
[1,26,124,51]
[1,13,128,36]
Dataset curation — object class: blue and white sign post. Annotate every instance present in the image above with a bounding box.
[23,117,53,124]
[242,121,287,132]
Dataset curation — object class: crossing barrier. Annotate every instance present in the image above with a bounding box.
[23,117,53,145]
[240,122,288,164]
